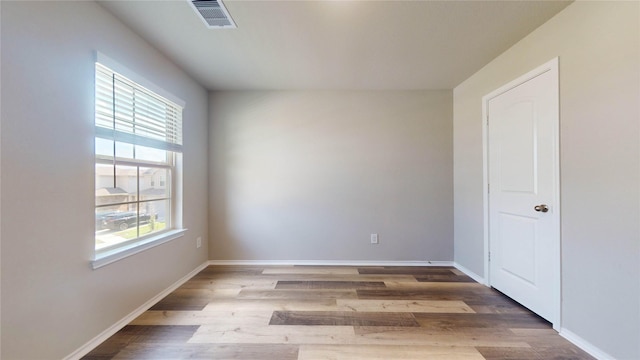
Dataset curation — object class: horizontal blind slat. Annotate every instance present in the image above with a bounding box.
[95,127,183,152]
[95,63,183,152]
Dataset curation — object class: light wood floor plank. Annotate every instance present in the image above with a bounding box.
[336,299,475,313]
[384,281,484,289]
[179,278,278,290]
[352,326,532,347]
[275,280,386,289]
[357,267,456,275]
[238,289,357,300]
[188,325,356,344]
[189,323,531,347]
[270,274,419,282]
[202,299,474,314]
[130,310,272,326]
[202,298,340,312]
[262,267,360,275]
[198,298,474,314]
[475,346,543,360]
[298,344,485,360]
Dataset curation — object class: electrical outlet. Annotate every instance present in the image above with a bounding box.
[196,237,202,248]
[371,234,379,244]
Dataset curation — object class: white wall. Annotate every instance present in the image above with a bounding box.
[209,91,452,262]
[453,1,639,358]
[0,1,209,358]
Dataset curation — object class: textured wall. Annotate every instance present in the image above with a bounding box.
[453,2,639,358]
[0,2,209,358]
[209,90,453,262]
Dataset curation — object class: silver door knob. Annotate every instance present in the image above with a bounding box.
[534,204,549,213]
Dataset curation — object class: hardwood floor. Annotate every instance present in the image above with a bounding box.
[83,265,593,359]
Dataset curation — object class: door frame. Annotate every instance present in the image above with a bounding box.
[481,57,561,330]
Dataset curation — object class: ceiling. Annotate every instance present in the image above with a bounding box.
[98,0,571,91]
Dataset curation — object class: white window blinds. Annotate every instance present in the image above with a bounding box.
[95,63,183,152]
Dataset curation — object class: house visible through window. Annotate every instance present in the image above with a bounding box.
[94,61,183,254]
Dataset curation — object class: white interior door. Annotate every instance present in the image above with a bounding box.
[485,59,560,328]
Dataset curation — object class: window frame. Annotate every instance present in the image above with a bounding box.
[92,52,186,269]
[94,152,175,252]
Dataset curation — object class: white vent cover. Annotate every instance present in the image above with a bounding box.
[189,0,236,29]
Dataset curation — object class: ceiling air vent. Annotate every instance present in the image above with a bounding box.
[189,0,236,29]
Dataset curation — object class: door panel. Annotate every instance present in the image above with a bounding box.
[499,213,537,285]
[498,100,536,193]
[486,59,559,327]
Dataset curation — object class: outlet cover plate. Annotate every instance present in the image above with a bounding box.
[371,234,379,244]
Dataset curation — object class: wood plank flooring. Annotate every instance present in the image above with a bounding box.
[82,265,593,359]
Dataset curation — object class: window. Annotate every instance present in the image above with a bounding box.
[94,59,183,262]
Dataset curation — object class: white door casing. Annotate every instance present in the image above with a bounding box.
[482,58,560,329]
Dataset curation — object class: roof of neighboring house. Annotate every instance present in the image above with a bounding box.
[95,187,128,196]
[138,188,167,196]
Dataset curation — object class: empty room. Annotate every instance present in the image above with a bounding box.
[1,0,638,359]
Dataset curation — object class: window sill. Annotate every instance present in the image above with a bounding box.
[92,229,187,270]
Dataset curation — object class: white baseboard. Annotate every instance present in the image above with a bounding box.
[560,328,616,360]
[453,262,487,285]
[451,264,614,359]
[208,260,454,267]
[64,261,209,360]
